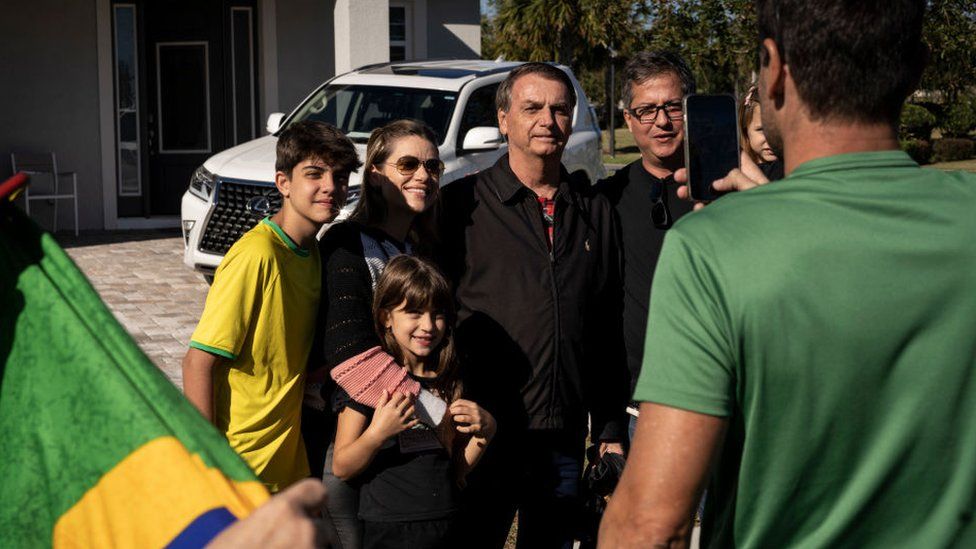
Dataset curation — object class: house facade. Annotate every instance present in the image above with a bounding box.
[0,0,480,231]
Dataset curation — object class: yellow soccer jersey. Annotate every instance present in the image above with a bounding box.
[190,217,320,492]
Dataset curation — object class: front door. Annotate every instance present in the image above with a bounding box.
[111,0,258,218]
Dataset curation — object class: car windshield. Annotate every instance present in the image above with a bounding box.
[287,84,458,144]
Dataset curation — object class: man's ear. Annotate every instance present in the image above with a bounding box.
[761,38,786,107]
[497,109,509,137]
[274,171,290,198]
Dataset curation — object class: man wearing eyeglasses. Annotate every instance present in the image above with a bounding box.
[438,62,629,548]
[594,51,697,442]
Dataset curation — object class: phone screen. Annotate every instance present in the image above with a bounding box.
[683,94,740,202]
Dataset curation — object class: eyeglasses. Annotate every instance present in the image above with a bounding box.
[650,178,673,230]
[626,101,684,124]
[385,156,445,177]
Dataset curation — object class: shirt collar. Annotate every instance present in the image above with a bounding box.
[262,217,311,257]
[628,160,676,187]
[486,154,574,204]
[789,150,918,179]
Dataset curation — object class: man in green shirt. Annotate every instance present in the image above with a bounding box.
[600,1,976,547]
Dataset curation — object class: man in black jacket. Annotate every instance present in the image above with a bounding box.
[594,51,697,441]
[439,62,628,548]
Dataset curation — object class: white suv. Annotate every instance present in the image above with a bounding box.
[180,59,606,280]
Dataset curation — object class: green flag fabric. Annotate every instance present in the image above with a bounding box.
[0,199,268,548]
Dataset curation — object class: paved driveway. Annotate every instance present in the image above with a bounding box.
[61,229,208,387]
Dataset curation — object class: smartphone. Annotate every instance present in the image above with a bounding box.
[683,94,740,202]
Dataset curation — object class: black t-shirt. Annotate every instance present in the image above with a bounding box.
[333,375,457,522]
[595,161,695,396]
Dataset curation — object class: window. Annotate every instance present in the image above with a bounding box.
[389,4,409,61]
[230,7,256,144]
[457,84,500,151]
[112,4,141,196]
[289,85,457,145]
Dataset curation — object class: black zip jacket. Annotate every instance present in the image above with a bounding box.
[437,155,628,442]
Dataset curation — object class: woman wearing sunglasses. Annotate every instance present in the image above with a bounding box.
[310,119,445,549]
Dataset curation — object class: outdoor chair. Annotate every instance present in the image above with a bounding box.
[10,151,79,236]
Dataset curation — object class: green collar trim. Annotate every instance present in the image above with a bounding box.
[790,150,918,179]
[262,217,310,257]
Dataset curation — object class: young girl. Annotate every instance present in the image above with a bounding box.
[313,119,445,548]
[331,255,495,549]
[739,85,784,181]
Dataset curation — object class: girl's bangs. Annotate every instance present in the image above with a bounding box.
[400,273,454,316]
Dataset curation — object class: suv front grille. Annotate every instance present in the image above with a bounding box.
[198,179,282,255]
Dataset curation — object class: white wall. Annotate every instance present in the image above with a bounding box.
[334,0,390,74]
[0,0,104,231]
[427,0,480,59]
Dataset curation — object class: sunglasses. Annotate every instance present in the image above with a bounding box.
[650,178,673,230]
[386,156,445,177]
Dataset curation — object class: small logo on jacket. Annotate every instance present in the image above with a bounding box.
[585,239,591,252]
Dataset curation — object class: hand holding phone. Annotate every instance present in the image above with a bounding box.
[683,94,740,202]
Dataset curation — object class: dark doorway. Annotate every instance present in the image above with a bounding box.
[111,0,258,218]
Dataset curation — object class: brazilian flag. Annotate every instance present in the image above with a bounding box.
[0,175,269,547]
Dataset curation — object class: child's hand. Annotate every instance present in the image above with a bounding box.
[367,390,418,441]
[449,399,496,440]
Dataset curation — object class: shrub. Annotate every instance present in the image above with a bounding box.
[900,139,932,164]
[932,138,975,162]
[899,104,936,140]
[940,96,976,138]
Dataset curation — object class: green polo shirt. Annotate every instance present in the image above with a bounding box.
[636,151,976,547]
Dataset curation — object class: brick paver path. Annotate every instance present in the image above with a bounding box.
[61,230,208,387]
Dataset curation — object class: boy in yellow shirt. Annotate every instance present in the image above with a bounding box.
[182,121,361,492]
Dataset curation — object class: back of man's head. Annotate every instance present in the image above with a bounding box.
[756,0,927,127]
[621,51,697,109]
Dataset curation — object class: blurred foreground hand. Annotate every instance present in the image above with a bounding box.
[208,479,328,548]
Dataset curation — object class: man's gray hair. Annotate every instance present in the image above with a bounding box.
[621,51,697,109]
[495,62,578,113]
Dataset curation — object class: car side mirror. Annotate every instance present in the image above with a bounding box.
[462,127,504,151]
[266,112,285,134]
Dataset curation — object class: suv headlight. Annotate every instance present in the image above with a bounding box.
[188,166,215,200]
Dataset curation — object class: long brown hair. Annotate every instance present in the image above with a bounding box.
[372,255,461,401]
[350,119,441,252]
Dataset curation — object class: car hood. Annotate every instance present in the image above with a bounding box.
[202,136,369,187]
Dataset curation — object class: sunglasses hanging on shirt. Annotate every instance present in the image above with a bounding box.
[650,177,673,230]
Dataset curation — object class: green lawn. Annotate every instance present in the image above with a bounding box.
[602,128,642,166]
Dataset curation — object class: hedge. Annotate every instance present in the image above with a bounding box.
[900,104,936,140]
[940,96,976,138]
[932,138,975,162]
[900,139,932,164]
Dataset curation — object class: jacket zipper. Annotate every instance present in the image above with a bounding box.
[547,201,560,426]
